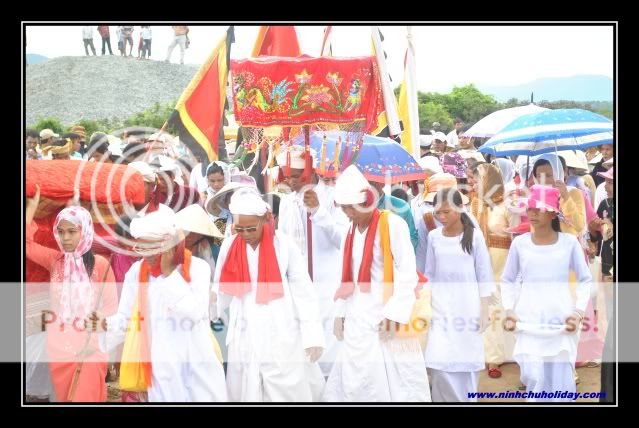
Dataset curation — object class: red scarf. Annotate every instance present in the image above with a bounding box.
[219,222,284,304]
[334,209,381,300]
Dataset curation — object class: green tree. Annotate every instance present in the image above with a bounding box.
[418,102,453,133]
[68,118,114,139]
[499,98,530,109]
[124,100,176,131]
[32,117,65,134]
[447,84,499,124]
[417,91,450,109]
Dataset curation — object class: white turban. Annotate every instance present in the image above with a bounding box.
[229,187,270,216]
[130,205,178,241]
[275,145,315,170]
[334,165,370,205]
[128,161,157,183]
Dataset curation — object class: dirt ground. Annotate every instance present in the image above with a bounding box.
[106,363,601,403]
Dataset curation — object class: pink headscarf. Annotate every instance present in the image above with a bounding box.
[53,206,95,324]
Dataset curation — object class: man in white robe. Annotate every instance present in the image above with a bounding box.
[99,208,227,402]
[214,188,326,402]
[322,165,431,402]
[275,146,349,378]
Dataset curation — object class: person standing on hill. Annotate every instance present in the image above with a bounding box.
[82,26,97,56]
[165,25,189,65]
[97,26,113,56]
[141,26,152,59]
[121,26,135,57]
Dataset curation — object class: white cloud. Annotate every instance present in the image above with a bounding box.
[25,24,613,93]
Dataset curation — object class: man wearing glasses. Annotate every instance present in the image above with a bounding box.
[214,187,325,401]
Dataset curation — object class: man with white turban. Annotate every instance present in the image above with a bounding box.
[99,208,227,402]
[322,165,431,402]
[275,145,350,378]
[213,187,326,402]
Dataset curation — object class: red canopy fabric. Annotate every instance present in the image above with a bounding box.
[231,56,384,130]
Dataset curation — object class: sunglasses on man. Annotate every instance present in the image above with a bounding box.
[234,225,259,233]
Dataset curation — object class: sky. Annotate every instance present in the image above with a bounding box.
[25,24,614,93]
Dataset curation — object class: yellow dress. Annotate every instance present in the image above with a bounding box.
[473,199,514,367]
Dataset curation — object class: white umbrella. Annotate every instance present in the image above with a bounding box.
[464,103,548,138]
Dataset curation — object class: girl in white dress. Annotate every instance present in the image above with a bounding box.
[501,185,592,402]
[424,188,495,402]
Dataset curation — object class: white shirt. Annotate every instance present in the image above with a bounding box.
[189,163,209,193]
[423,228,495,372]
[214,231,325,401]
[411,195,480,274]
[501,232,591,361]
[103,256,227,402]
[141,27,152,40]
[335,212,418,327]
[82,26,93,39]
[446,129,459,147]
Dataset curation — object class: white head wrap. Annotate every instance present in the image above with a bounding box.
[128,161,157,183]
[229,187,270,216]
[275,145,315,170]
[130,205,177,254]
[532,153,565,184]
[334,165,370,205]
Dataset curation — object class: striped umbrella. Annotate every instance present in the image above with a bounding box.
[464,103,548,138]
[479,108,613,157]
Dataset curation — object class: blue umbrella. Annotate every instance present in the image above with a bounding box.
[292,130,424,183]
[479,108,613,156]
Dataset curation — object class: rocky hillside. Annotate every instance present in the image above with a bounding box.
[26,55,199,125]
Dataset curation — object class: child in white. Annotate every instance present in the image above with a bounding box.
[423,188,495,402]
[501,185,592,402]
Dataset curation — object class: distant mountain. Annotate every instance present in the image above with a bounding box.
[478,75,613,102]
[26,54,49,65]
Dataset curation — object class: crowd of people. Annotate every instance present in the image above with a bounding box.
[80,26,189,63]
[24,121,615,403]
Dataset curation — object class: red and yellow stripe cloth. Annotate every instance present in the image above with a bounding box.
[168,27,234,164]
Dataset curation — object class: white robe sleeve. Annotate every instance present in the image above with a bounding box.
[569,235,593,312]
[101,261,140,353]
[382,213,418,324]
[212,234,237,317]
[500,237,522,311]
[160,257,211,322]
[310,202,349,250]
[333,229,349,318]
[281,234,326,350]
[473,232,496,297]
